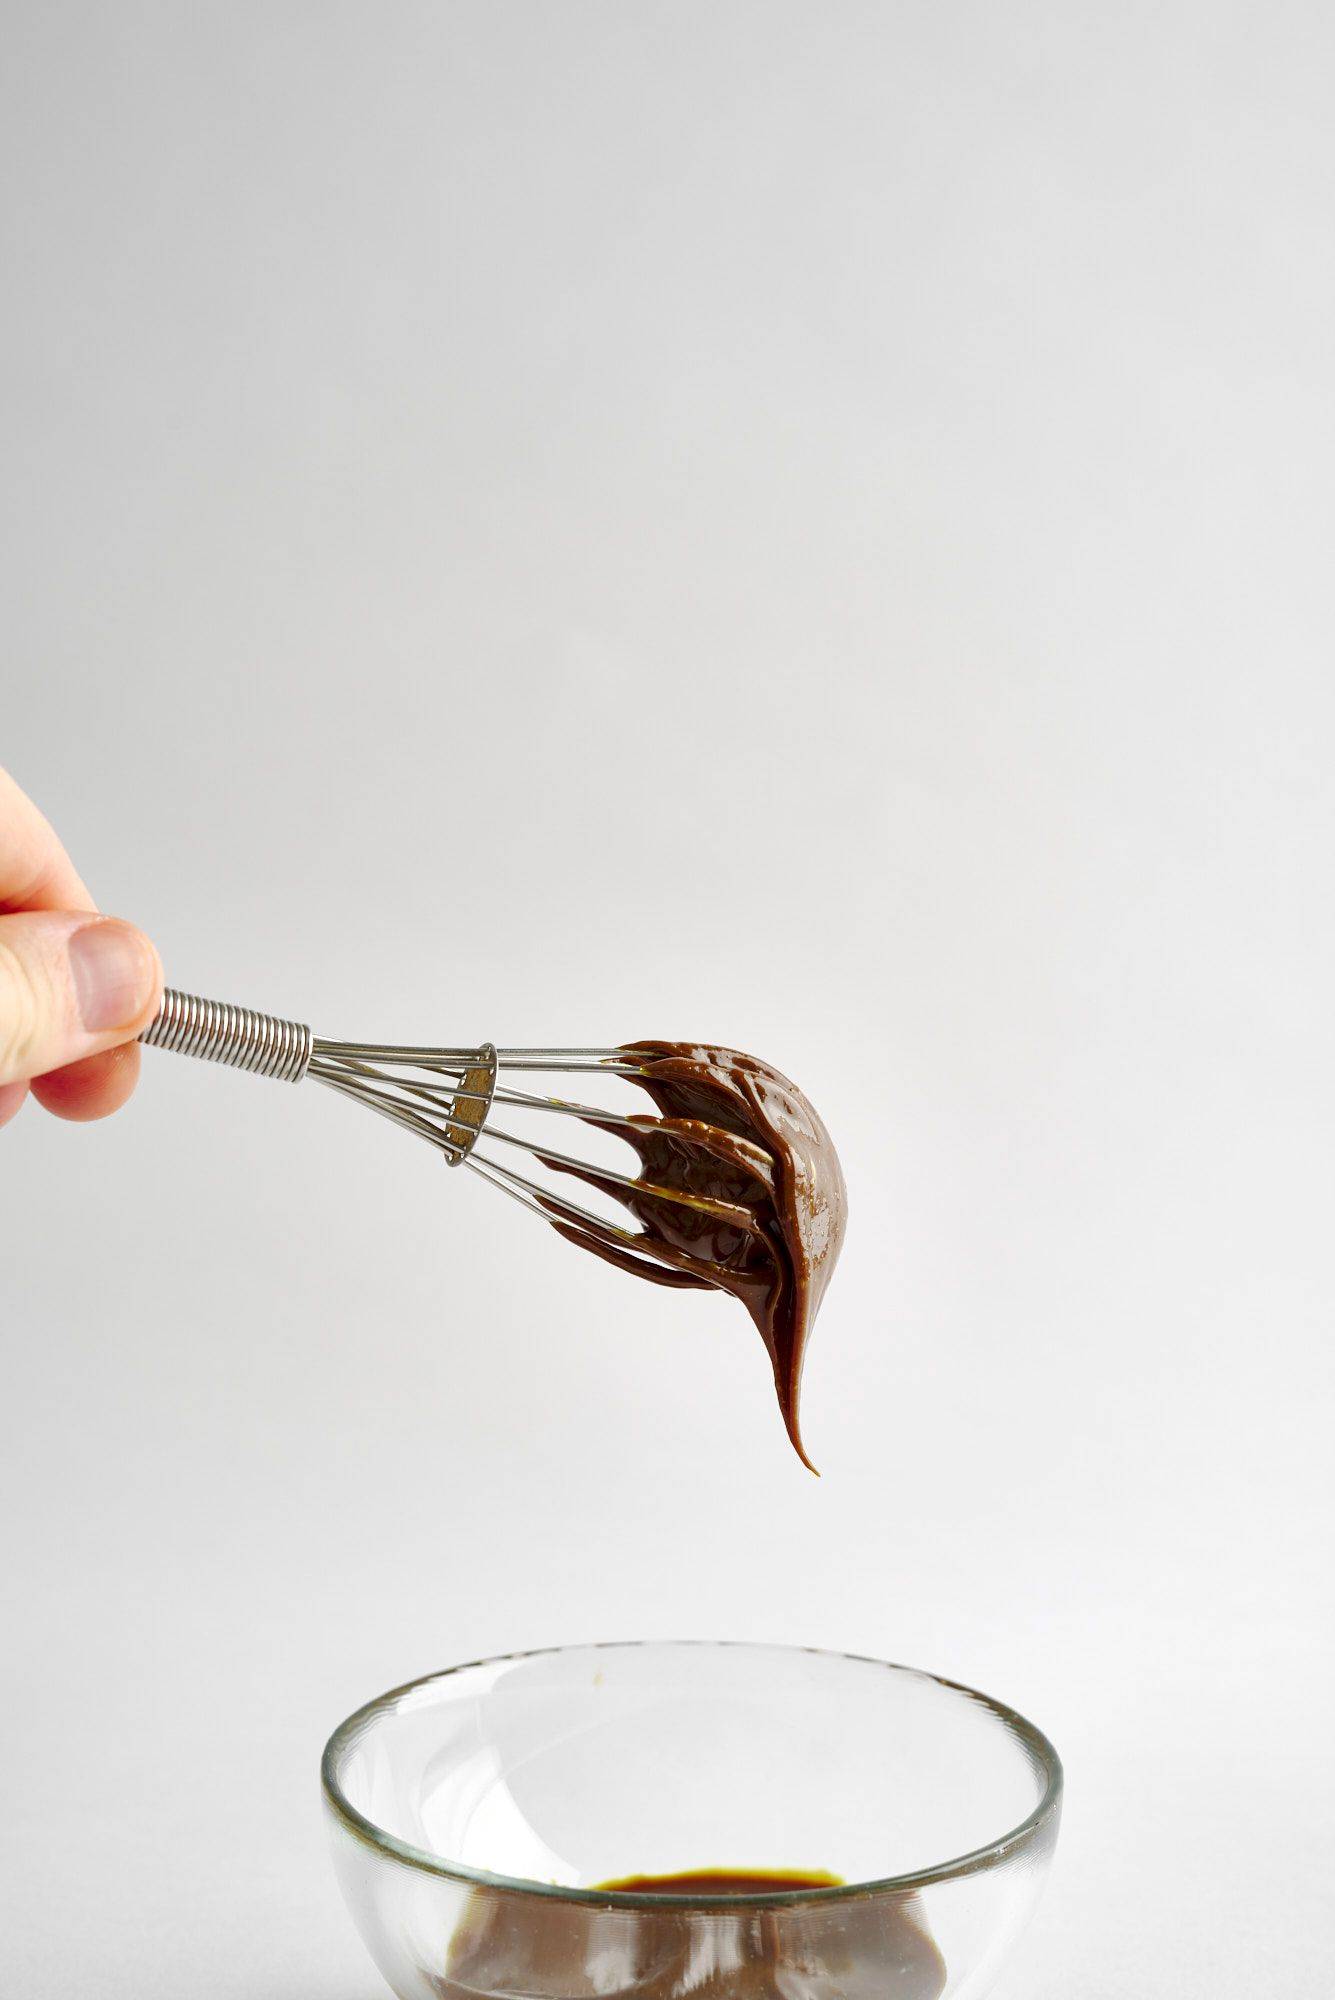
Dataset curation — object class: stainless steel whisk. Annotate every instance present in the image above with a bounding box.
[140,987,715,1275]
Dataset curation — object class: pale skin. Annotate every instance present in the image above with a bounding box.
[0,767,163,1129]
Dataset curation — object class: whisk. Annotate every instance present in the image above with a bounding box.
[140,986,716,1276]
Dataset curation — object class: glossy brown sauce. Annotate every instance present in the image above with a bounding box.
[545,1042,847,1469]
[596,1867,843,1895]
[437,1873,945,1999]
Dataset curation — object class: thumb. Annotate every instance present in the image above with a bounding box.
[0,912,163,1086]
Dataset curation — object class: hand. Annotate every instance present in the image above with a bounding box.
[0,767,163,1129]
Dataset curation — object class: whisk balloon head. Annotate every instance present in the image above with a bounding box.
[142,990,711,1276]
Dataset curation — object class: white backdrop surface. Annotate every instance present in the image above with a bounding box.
[2,5,1332,1997]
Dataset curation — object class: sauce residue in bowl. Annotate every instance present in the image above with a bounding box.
[596,1868,842,1895]
[437,1866,945,1999]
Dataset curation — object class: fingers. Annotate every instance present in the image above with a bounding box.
[0,1079,28,1129]
[0,768,159,1124]
[0,911,163,1088]
[30,1043,144,1122]
[0,766,95,913]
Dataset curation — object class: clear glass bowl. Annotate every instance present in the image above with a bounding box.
[322,1641,1062,2000]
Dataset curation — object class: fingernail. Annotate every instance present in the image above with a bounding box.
[69,920,158,1032]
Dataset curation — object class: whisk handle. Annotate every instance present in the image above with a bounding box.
[140,987,312,1083]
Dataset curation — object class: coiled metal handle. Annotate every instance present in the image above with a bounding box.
[141,987,312,1083]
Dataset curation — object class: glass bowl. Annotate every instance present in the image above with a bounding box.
[322,1641,1062,2000]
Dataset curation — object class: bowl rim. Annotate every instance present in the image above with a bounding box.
[320,1639,1063,1910]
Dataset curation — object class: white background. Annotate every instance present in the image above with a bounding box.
[2,4,1332,1995]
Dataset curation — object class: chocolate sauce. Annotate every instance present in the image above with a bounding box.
[545,1043,847,1469]
[597,1868,844,1895]
[437,1873,945,1999]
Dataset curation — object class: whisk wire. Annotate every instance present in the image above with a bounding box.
[142,988,673,1258]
